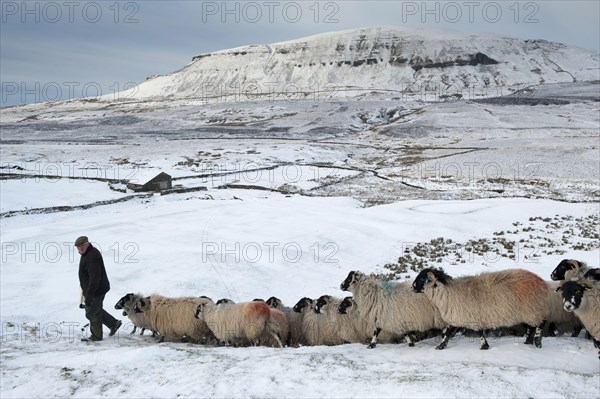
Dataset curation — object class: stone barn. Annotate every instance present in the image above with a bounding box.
[127,171,172,192]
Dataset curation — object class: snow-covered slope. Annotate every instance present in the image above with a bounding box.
[117,26,599,102]
[1,194,599,397]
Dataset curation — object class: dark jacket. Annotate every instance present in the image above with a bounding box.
[79,244,110,298]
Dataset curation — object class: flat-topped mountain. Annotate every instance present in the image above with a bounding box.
[119,26,599,102]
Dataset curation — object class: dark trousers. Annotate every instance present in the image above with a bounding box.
[85,295,118,340]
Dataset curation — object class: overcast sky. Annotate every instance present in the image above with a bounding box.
[1,0,599,106]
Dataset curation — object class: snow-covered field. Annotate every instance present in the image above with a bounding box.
[1,188,599,397]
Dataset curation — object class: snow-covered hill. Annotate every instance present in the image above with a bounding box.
[117,26,599,102]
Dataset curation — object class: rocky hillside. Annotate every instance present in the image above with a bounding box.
[118,26,599,102]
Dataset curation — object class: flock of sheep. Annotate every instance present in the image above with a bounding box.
[114,259,600,358]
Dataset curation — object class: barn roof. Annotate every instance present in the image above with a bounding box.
[128,170,172,185]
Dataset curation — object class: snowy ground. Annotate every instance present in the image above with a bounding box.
[2,335,597,398]
[1,83,599,397]
[1,82,598,205]
[1,193,599,398]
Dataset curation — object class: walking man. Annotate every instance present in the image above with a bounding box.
[76,236,122,341]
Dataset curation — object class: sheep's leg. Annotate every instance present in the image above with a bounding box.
[436,326,455,350]
[367,327,382,349]
[404,333,415,347]
[546,322,557,337]
[130,326,137,335]
[533,321,545,348]
[524,325,535,345]
[140,327,146,335]
[571,325,582,338]
[270,332,283,348]
[479,330,489,350]
[594,339,600,359]
[525,321,547,348]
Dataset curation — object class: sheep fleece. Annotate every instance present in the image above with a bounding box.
[202,301,272,343]
[340,298,402,344]
[318,297,371,344]
[427,269,548,329]
[269,300,305,347]
[298,300,344,346]
[145,295,213,341]
[351,277,445,335]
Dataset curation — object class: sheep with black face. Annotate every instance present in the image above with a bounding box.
[547,259,600,337]
[133,295,215,343]
[314,295,370,344]
[292,297,344,346]
[412,268,548,350]
[543,281,583,337]
[266,296,305,347]
[583,268,600,282]
[556,281,600,359]
[114,293,156,336]
[337,296,405,345]
[340,271,445,349]
[551,259,599,283]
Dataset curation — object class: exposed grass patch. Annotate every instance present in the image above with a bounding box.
[379,213,599,280]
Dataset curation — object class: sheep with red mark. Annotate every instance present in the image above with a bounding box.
[262,306,288,348]
[194,300,282,347]
[412,268,548,350]
[250,298,289,347]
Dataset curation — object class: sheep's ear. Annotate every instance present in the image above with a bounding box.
[582,284,592,291]
[555,286,563,292]
[568,259,579,269]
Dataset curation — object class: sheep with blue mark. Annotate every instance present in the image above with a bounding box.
[340,271,445,349]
